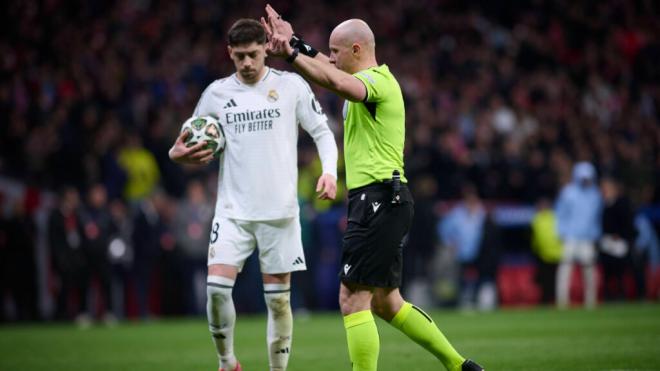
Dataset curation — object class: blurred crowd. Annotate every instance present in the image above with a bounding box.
[2,0,660,322]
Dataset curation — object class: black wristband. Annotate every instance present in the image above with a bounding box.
[289,34,319,58]
[286,47,299,63]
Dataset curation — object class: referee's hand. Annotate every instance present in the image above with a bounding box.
[262,4,294,41]
[168,130,214,165]
[316,173,337,200]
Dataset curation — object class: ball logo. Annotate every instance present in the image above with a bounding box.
[191,118,206,130]
[267,89,279,102]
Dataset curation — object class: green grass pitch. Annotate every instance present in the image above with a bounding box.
[1,303,659,371]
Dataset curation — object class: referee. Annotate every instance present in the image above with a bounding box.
[264,5,484,371]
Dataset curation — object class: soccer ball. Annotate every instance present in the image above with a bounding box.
[180,115,226,158]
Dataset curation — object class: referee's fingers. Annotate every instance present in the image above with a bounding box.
[260,17,272,36]
[265,4,279,19]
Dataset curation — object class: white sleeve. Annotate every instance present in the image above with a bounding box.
[295,77,338,178]
[193,83,215,117]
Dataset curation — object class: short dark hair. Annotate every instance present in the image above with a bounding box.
[227,19,267,46]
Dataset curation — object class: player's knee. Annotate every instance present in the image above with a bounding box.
[207,285,232,305]
[206,283,234,336]
[265,292,291,318]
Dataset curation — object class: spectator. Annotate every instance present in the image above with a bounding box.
[438,184,486,309]
[0,197,38,321]
[48,186,90,325]
[474,211,502,311]
[599,175,637,301]
[531,197,563,304]
[80,183,118,324]
[555,162,603,309]
[107,198,134,319]
[634,214,660,299]
[403,175,440,306]
[173,179,213,315]
[117,131,161,204]
[130,190,169,318]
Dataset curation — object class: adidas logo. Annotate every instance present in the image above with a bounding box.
[293,257,304,265]
[223,99,237,109]
[275,347,290,354]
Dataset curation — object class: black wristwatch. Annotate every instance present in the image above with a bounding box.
[289,34,319,57]
[286,47,300,63]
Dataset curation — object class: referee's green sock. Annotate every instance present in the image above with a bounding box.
[344,310,379,371]
[390,302,465,371]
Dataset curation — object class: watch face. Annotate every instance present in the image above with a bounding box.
[290,35,299,47]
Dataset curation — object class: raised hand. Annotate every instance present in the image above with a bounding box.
[265,4,294,41]
[261,4,295,58]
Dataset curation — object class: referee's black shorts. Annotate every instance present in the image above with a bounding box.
[339,182,414,288]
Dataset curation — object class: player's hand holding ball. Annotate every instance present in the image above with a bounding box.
[169,116,225,165]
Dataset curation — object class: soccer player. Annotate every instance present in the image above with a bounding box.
[169,19,338,371]
[263,6,484,371]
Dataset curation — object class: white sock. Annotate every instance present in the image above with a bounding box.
[207,276,237,370]
[264,283,293,371]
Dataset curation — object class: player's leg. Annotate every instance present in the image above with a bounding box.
[207,264,240,371]
[255,217,305,371]
[263,272,292,371]
[339,282,379,371]
[372,287,479,371]
[207,217,254,371]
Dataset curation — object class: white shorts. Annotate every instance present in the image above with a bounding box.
[561,240,596,266]
[207,215,306,274]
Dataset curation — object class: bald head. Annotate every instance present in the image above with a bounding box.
[330,19,375,52]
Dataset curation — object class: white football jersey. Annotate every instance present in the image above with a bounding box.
[194,68,337,221]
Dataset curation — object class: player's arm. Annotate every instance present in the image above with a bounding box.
[295,81,338,200]
[168,130,215,165]
[307,124,338,200]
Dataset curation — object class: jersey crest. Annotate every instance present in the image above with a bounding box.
[267,89,279,102]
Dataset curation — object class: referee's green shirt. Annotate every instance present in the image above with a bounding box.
[344,64,407,190]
